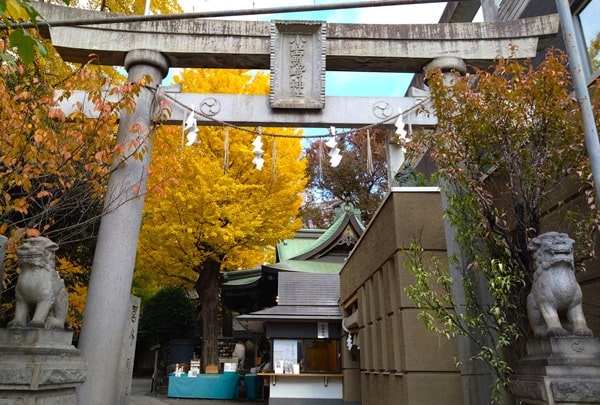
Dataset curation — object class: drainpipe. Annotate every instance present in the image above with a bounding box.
[555,0,600,203]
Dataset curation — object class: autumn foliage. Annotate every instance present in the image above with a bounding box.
[0,61,145,330]
[134,68,307,368]
[303,128,389,227]
[405,49,599,400]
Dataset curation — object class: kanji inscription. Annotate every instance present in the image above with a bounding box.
[270,20,326,109]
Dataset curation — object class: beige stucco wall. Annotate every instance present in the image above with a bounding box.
[340,188,463,405]
[340,183,600,405]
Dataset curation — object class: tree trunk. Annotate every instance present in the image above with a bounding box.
[195,258,221,373]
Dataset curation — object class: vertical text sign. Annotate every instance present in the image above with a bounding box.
[318,321,329,339]
[270,20,326,109]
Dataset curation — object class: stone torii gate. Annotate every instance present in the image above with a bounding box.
[32,2,558,403]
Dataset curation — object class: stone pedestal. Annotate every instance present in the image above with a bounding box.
[0,328,87,404]
[511,337,600,404]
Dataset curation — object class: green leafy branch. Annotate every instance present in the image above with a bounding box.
[0,0,70,64]
[404,238,525,404]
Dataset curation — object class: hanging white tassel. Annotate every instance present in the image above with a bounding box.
[184,105,197,131]
[394,107,407,139]
[223,127,230,173]
[366,129,373,175]
[183,104,198,147]
[326,126,342,167]
[252,127,265,170]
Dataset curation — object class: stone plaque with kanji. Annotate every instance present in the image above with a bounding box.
[270,20,326,109]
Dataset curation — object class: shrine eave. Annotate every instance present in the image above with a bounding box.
[33,2,559,73]
[263,260,343,274]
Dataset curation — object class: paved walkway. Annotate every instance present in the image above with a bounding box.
[130,378,264,405]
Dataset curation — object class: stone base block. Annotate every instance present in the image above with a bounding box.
[0,328,87,405]
[511,337,600,404]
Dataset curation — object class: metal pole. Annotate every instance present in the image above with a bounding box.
[555,0,600,202]
[151,348,159,393]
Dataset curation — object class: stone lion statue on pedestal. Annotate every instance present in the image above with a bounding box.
[527,232,593,339]
[8,237,68,330]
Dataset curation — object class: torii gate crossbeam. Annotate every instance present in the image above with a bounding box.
[35,2,558,73]
[57,91,435,128]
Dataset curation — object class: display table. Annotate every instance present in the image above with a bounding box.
[258,373,343,405]
[167,372,239,399]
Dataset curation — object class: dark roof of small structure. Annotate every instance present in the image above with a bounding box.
[237,273,342,332]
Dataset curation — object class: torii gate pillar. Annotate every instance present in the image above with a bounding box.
[425,55,500,405]
[76,49,169,404]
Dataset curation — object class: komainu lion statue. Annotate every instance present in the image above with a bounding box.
[527,232,593,339]
[8,237,68,329]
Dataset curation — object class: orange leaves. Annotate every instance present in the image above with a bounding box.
[94,150,108,162]
[0,61,148,245]
[93,98,114,114]
[36,190,51,198]
[12,198,28,214]
[25,228,40,238]
[420,47,598,273]
[32,129,45,144]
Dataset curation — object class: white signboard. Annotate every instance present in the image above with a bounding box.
[273,339,298,364]
[317,322,329,339]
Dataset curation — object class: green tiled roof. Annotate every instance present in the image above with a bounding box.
[221,268,262,289]
[221,275,261,287]
[277,238,320,261]
[220,203,364,308]
[264,260,342,274]
[277,205,364,261]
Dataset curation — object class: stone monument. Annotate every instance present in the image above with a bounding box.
[8,237,68,330]
[0,236,86,405]
[511,232,600,404]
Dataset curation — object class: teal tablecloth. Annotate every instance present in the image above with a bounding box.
[168,372,239,399]
[243,375,264,400]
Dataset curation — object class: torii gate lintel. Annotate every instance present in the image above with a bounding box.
[34,2,559,74]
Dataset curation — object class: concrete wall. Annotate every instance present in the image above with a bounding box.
[340,188,463,405]
[339,180,600,404]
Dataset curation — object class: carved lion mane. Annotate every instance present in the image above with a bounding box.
[527,232,592,339]
[8,237,68,329]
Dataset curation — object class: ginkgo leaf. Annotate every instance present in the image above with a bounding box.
[5,0,29,21]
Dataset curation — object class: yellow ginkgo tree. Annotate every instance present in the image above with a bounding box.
[135,68,307,369]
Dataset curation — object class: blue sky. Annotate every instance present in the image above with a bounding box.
[173,1,452,97]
